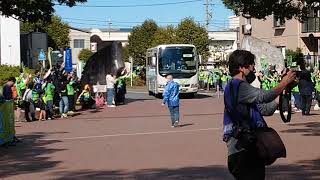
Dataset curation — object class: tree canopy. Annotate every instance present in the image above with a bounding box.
[127,20,158,66]
[128,18,209,66]
[78,48,94,63]
[223,0,319,20]
[0,0,86,22]
[21,16,70,49]
[176,18,209,61]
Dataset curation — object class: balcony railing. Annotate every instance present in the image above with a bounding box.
[302,17,320,33]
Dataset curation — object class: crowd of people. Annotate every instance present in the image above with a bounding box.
[198,66,232,91]
[199,63,320,115]
[1,65,82,121]
[0,64,132,122]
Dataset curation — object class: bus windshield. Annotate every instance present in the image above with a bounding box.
[158,46,197,78]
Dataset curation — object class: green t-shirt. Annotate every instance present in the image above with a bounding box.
[221,75,228,83]
[292,86,299,93]
[315,79,320,92]
[262,80,270,90]
[44,83,55,101]
[67,82,75,96]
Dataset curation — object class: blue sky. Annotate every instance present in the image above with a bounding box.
[54,0,234,31]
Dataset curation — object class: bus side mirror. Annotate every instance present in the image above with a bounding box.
[151,57,156,66]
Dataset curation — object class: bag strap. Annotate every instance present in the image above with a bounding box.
[226,80,251,129]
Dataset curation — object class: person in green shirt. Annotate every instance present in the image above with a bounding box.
[43,78,55,120]
[315,72,320,110]
[67,76,76,112]
[292,84,302,111]
[221,72,228,91]
[115,69,130,105]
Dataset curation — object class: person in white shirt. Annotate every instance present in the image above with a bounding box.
[106,73,117,107]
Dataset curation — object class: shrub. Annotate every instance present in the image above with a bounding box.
[0,65,35,85]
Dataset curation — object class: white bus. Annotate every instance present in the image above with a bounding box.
[146,44,199,97]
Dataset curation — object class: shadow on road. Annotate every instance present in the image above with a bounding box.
[281,121,320,136]
[178,123,194,128]
[52,157,320,180]
[76,112,224,121]
[267,158,320,180]
[125,98,156,104]
[0,132,65,178]
[54,165,232,180]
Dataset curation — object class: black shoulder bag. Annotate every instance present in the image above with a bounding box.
[229,81,287,166]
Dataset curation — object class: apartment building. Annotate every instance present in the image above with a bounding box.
[239,8,320,66]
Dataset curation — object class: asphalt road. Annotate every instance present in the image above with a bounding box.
[1,91,320,180]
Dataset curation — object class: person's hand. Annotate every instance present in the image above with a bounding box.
[161,103,165,106]
[280,71,296,86]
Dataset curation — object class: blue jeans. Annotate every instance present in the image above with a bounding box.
[168,106,179,125]
[293,92,301,110]
[59,96,69,114]
[46,100,54,118]
[107,88,115,105]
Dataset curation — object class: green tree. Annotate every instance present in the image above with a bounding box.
[152,26,178,47]
[128,20,158,66]
[122,46,130,62]
[78,49,94,63]
[176,18,209,63]
[286,48,304,67]
[0,0,86,22]
[223,0,318,20]
[21,16,70,49]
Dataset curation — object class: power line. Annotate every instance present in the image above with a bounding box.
[55,0,202,8]
[62,17,206,24]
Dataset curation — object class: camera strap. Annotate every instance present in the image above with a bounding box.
[279,87,292,123]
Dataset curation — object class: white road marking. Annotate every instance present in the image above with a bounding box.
[38,127,220,141]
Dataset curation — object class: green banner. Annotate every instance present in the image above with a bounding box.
[0,101,15,145]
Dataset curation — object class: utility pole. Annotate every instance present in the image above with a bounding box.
[108,19,112,37]
[205,0,212,31]
[205,0,209,30]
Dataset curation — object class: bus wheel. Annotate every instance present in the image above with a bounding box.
[155,93,162,99]
[148,91,153,96]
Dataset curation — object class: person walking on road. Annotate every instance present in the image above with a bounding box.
[162,74,180,128]
[298,70,314,116]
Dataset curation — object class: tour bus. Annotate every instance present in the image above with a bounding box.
[146,44,199,97]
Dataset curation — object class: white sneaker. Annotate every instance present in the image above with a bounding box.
[314,104,320,111]
[274,110,280,114]
[284,112,288,116]
[108,105,116,108]
[173,121,179,127]
[295,109,302,113]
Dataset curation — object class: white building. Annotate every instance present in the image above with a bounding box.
[0,16,20,66]
[208,30,238,62]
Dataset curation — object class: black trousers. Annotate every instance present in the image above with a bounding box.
[68,95,75,111]
[316,91,320,105]
[301,95,312,115]
[228,150,265,180]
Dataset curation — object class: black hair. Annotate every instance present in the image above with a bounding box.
[8,77,16,83]
[228,50,255,76]
[27,82,34,89]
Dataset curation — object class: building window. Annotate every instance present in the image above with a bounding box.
[273,15,285,28]
[74,39,85,48]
